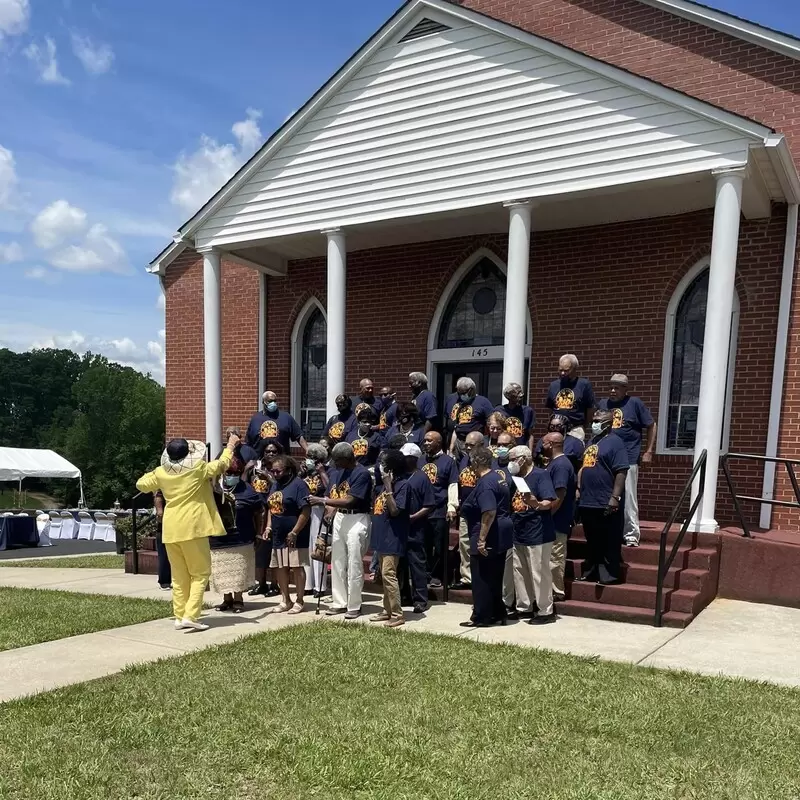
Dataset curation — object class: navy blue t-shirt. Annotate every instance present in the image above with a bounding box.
[419,452,458,519]
[323,412,356,444]
[379,401,397,432]
[443,393,458,436]
[545,377,595,429]
[413,390,438,425]
[370,477,410,556]
[405,469,435,543]
[267,477,311,549]
[598,395,654,464]
[326,464,373,513]
[450,395,495,438]
[459,469,513,555]
[246,410,303,452]
[534,435,585,471]
[579,433,630,508]
[457,454,478,507]
[303,470,326,499]
[495,404,535,445]
[385,423,426,446]
[345,427,384,467]
[545,455,577,535]
[212,480,264,549]
[510,468,557,546]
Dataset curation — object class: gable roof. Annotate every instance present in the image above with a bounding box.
[149,0,798,273]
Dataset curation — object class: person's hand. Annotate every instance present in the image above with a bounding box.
[477,540,489,557]
[524,495,538,509]
[286,532,297,548]
[226,433,240,450]
[262,526,272,541]
[446,509,456,524]
[323,511,334,525]
[317,463,327,475]
[307,495,324,506]
[382,473,393,490]
[641,452,653,466]
[604,496,620,516]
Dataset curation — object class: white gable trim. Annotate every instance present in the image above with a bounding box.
[174,0,772,246]
[637,0,800,62]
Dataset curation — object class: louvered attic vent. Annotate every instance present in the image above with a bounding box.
[398,18,451,42]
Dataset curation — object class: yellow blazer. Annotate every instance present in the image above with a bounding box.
[135,449,232,544]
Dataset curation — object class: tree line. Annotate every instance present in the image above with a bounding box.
[0,348,165,509]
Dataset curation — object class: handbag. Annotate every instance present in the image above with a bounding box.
[311,517,333,564]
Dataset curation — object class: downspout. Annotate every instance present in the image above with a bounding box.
[760,203,799,529]
[258,273,267,402]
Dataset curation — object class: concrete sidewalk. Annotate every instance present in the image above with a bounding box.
[1,566,799,703]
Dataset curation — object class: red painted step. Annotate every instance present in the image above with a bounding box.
[554,599,692,628]
[565,559,709,591]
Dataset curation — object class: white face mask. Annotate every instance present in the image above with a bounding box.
[591,422,605,437]
[507,461,521,476]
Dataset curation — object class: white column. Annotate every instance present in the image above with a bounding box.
[691,167,745,532]
[201,248,222,458]
[324,228,346,418]
[502,200,533,390]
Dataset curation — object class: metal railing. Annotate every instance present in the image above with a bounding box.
[720,452,800,538]
[654,449,707,627]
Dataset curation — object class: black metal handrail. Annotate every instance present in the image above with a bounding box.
[720,452,800,538]
[654,449,707,627]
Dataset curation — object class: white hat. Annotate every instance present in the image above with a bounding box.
[160,439,206,475]
[400,443,422,458]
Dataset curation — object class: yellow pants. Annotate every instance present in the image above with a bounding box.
[165,538,211,622]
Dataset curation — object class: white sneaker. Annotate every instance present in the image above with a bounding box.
[174,619,187,630]
[181,619,209,632]
[624,536,639,547]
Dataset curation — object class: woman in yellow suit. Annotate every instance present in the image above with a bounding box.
[136,432,239,631]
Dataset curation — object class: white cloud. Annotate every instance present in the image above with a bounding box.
[158,328,165,340]
[47,222,129,274]
[156,292,165,310]
[24,37,71,86]
[0,0,29,39]
[109,337,137,357]
[31,199,88,248]
[147,340,162,358]
[170,108,264,214]
[70,32,114,75]
[0,241,22,262]
[31,330,86,350]
[23,266,61,284]
[0,145,18,209]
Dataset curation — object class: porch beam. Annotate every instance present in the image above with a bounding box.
[691,167,746,532]
[199,246,222,457]
[323,228,347,418]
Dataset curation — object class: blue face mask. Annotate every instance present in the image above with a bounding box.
[304,459,316,471]
[265,401,278,413]
[223,475,239,489]
[496,447,509,460]
[459,393,471,403]
[591,422,605,437]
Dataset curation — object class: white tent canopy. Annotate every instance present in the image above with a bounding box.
[0,448,84,506]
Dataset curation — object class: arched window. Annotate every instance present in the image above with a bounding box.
[437,258,506,349]
[291,301,327,441]
[658,261,739,453]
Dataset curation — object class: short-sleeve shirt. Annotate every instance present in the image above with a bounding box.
[545,455,577,535]
[545,377,595,429]
[443,393,458,436]
[323,412,356,444]
[495,404,535,445]
[419,452,458,519]
[326,465,373,514]
[246,410,303,452]
[597,395,654,464]
[385,423,425,447]
[450,395,495,438]
[379,402,397,431]
[459,470,513,554]
[211,480,263,549]
[405,469,436,543]
[413,390,438,424]
[345,427,384,467]
[370,478,410,556]
[457,454,478,507]
[267,477,311,548]
[510,468,557,546]
[579,433,630,509]
[303,470,326,499]
[351,395,383,421]
[534,436,585,472]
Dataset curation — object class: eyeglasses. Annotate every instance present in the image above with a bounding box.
[380,393,392,397]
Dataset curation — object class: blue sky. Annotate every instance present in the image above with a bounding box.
[0,0,796,381]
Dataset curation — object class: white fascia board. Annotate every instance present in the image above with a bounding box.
[146,239,187,275]
[765,135,800,205]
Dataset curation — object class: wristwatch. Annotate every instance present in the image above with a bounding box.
[611,495,621,502]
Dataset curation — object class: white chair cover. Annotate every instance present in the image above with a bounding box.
[47,511,63,540]
[93,511,114,542]
[60,511,77,540]
[104,512,118,544]
[77,511,95,540]
[15,512,27,516]
[36,513,52,547]
[1,512,13,517]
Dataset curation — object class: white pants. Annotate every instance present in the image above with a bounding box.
[502,547,514,608]
[624,465,640,542]
[305,506,327,593]
[331,512,370,613]
[512,541,554,616]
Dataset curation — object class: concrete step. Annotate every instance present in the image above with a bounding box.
[553,598,693,628]
[565,580,704,615]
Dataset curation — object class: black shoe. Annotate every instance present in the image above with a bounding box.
[427,578,443,589]
[412,603,427,614]
[553,592,566,602]
[579,572,596,582]
[231,601,245,614]
[459,620,490,628]
[313,590,325,599]
[598,577,621,586]
[159,583,172,591]
[216,601,234,612]
[449,581,471,590]
[248,584,268,596]
[304,589,315,597]
[505,607,519,620]
[265,584,281,597]
[528,613,557,625]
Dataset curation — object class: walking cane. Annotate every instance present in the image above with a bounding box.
[315,517,333,616]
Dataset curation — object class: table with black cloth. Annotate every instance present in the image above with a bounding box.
[0,516,39,551]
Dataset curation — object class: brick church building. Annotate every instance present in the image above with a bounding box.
[150,0,800,541]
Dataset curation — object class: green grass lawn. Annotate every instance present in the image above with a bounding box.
[0,624,798,800]
[0,587,169,652]
[2,554,125,569]
[0,489,56,510]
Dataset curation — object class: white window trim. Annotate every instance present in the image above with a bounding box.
[426,247,532,392]
[290,296,327,427]
[657,257,740,455]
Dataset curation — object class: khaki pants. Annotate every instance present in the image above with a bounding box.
[502,547,514,608]
[550,532,569,596]
[165,538,211,622]
[379,554,403,618]
[513,541,554,616]
[458,517,471,584]
[331,512,370,613]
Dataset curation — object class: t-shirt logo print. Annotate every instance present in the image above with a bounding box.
[252,477,269,494]
[450,404,460,422]
[268,492,284,514]
[555,389,575,411]
[612,408,624,429]
[422,463,438,484]
[459,467,476,488]
[304,475,321,494]
[330,481,350,500]
[512,492,527,513]
[583,445,599,469]
[260,420,279,439]
[328,422,345,441]
[373,492,388,515]
[355,402,370,418]
[506,417,523,438]
[352,438,368,458]
[457,405,474,425]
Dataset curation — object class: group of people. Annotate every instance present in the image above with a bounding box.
[138,355,656,631]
